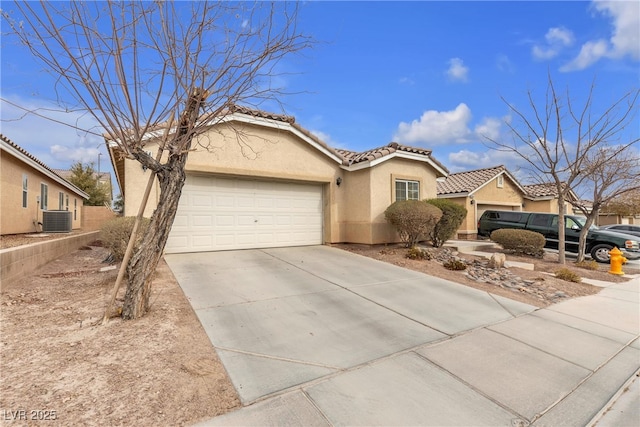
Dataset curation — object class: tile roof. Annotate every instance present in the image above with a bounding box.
[523,182,559,198]
[107,105,449,175]
[437,165,508,195]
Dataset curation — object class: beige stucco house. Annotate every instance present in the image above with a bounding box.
[437,166,526,239]
[437,166,579,239]
[108,106,448,253]
[522,183,574,215]
[1,134,88,235]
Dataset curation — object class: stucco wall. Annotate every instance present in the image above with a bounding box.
[339,158,439,244]
[82,206,117,231]
[1,153,84,235]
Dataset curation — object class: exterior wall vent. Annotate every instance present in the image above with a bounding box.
[42,210,73,233]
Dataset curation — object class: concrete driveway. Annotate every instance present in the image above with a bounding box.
[165,245,639,426]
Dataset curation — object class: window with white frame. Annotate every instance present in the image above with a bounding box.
[395,179,420,201]
[40,183,48,210]
[22,174,28,208]
[59,192,64,210]
[497,175,504,188]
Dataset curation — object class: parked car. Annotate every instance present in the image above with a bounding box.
[599,224,640,238]
[477,210,640,262]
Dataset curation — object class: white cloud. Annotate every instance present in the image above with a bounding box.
[1,95,106,169]
[394,103,503,146]
[561,0,639,71]
[560,39,609,71]
[496,54,515,73]
[445,58,469,82]
[532,27,574,60]
[446,148,531,178]
[310,129,344,149]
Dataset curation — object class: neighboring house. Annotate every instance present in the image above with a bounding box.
[107,106,448,253]
[1,134,88,235]
[437,166,526,239]
[437,166,582,239]
[53,168,114,204]
[522,183,575,215]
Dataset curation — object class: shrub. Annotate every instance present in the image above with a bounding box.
[490,229,545,257]
[385,200,442,247]
[443,259,467,271]
[406,246,432,260]
[575,260,599,271]
[555,268,582,283]
[100,216,151,261]
[425,199,467,247]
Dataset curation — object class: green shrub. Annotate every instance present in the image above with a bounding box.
[406,246,432,260]
[555,268,582,283]
[100,216,151,261]
[490,229,545,257]
[385,201,442,247]
[425,199,467,247]
[575,260,599,271]
[443,259,467,271]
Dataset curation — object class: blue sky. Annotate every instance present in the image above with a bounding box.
[1,1,639,194]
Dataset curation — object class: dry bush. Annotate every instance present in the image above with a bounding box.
[490,229,545,257]
[385,201,442,247]
[443,259,467,271]
[555,268,582,283]
[406,247,432,260]
[100,217,151,261]
[575,260,599,271]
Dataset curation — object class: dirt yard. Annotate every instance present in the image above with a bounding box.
[1,234,638,426]
[336,243,638,308]
[0,242,240,426]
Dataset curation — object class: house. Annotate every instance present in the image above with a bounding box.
[107,106,448,253]
[522,182,575,215]
[438,166,581,239]
[437,166,526,239]
[1,134,88,235]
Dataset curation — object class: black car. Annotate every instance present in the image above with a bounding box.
[599,224,640,238]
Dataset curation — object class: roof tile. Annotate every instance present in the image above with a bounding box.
[437,165,507,195]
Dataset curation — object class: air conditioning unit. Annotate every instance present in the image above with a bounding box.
[42,210,73,233]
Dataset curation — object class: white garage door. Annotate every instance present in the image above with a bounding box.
[165,175,323,253]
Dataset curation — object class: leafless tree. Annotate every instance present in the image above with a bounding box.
[487,74,639,263]
[2,1,310,319]
[572,147,640,262]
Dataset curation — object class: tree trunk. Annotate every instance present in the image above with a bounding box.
[121,151,189,319]
[557,197,566,264]
[121,89,206,320]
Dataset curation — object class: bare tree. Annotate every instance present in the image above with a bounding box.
[488,74,639,264]
[572,147,640,262]
[2,1,310,319]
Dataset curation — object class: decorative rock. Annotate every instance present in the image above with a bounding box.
[488,253,506,268]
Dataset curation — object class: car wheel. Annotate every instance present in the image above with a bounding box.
[591,244,614,263]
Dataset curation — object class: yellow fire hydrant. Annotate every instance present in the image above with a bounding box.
[608,247,627,276]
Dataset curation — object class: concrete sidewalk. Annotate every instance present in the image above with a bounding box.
[166,246,639,426]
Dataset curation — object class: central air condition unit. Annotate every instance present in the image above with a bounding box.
[42,210,73,233]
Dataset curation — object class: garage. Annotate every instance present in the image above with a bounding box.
[165,175,323,254]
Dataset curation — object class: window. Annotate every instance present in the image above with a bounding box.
[395,180,420,201]
[59,192,64,210]
[40,183,48,210]
[74,199,77,220]
[22,174,28,208]
[497,175,504,188]
[66,195,69,211]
